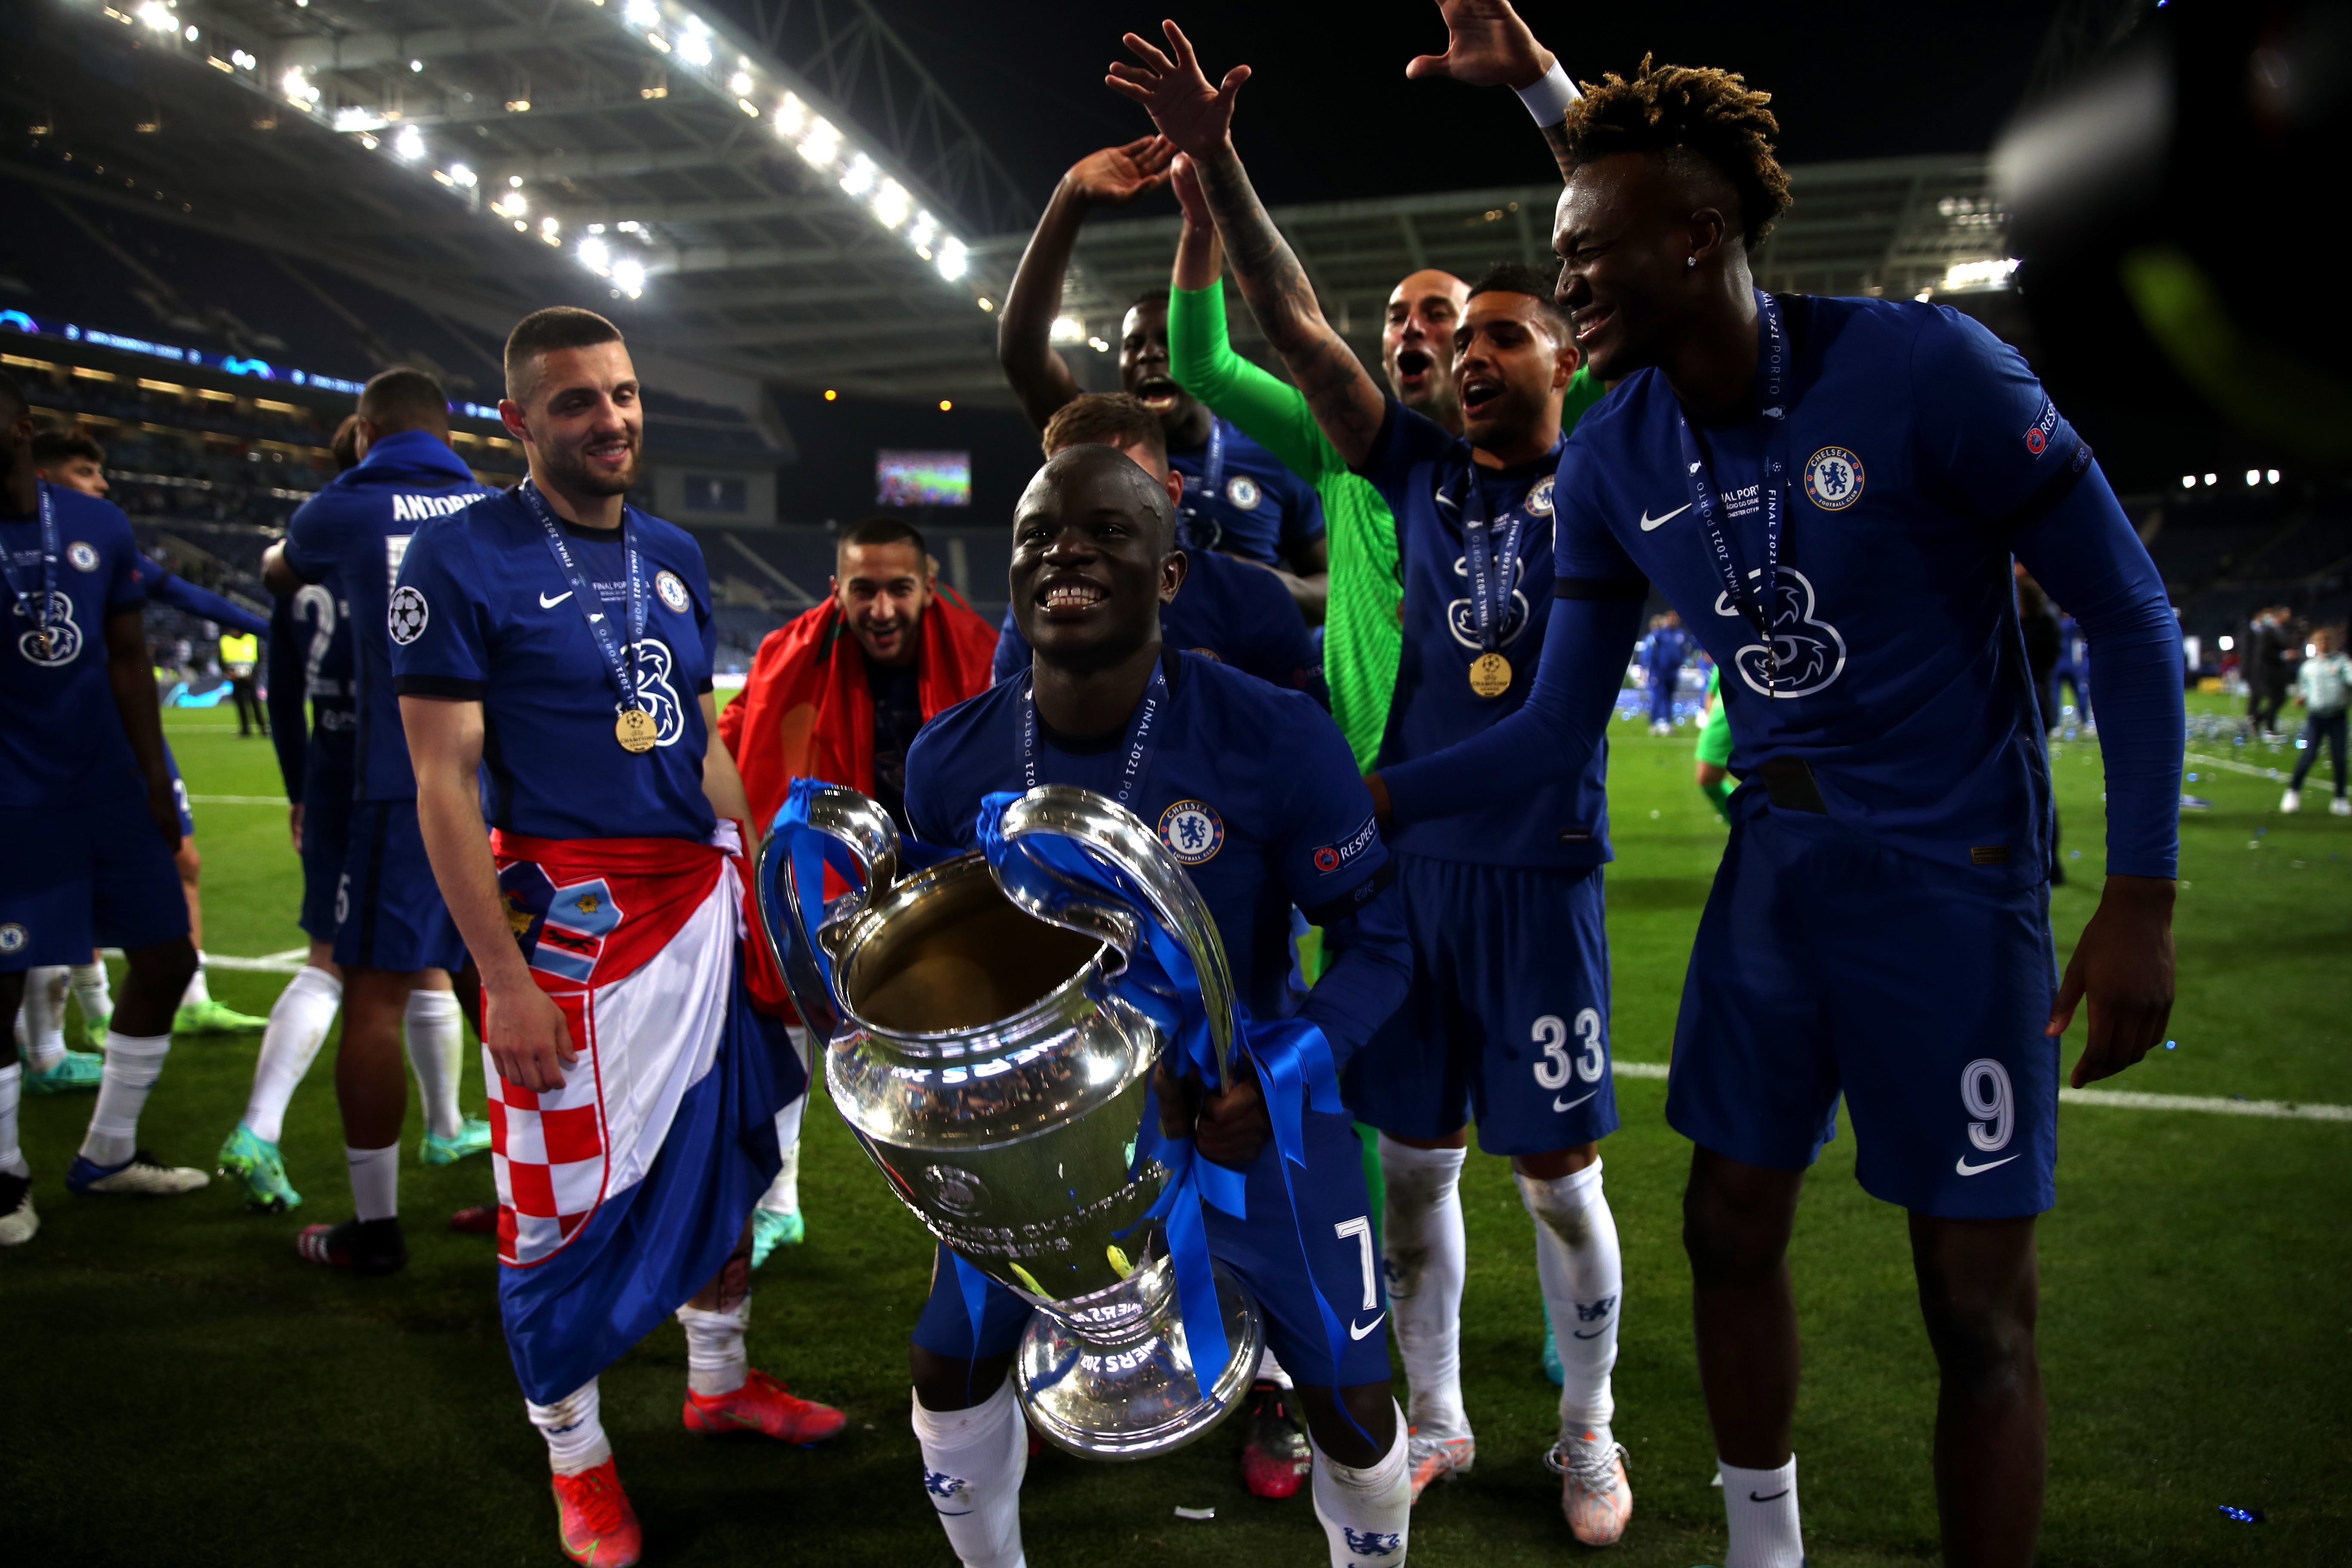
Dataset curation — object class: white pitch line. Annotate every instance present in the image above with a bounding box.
[1612,1060,2346,1121]
[2184,750,2288,781]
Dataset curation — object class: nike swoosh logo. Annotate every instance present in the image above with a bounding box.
[539,590,573,607]
[1640,503,1692,531]
[1553,1090,1598,1112]
[1750,1488,1790,1502]
[1572,1328,1607,1339]
[1955,1153,2020,1176]
[1349,1313,1387,1341]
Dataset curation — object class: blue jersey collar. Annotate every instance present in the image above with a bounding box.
[349,428,480,486]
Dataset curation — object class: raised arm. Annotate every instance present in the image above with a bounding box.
[1405,1,1582,181]
[1110,23,1386,468]
[998,136,1176,430]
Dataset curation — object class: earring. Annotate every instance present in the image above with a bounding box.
[1686,256,1697,269]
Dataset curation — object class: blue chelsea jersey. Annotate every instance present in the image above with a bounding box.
[0,484,147,808]
[1554,295,2094,881]
[991,542,1324,701]
[283,429,495,801]
[389,488,720,844]
[1362,399,1611,872]
[289,578,358,775]
[906,651,1384,1022]
[1169,416,1326,567]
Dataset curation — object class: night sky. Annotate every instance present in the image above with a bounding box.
[879,1,2055,215]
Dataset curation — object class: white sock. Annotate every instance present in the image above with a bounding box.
[759,1093,806,1214]
[402,988,466,1141]
[244,965,341,1144]
[1720,1454,1804,1568]
[1517,1159,1622,1437]
[676,1295,751,1397]
[1380,1135,1469,1441]
[22,966,68,1072]
[1310,1406,1412,1567]
[79,1030,172,1167]
[181,958,211,1009]
[70,961,112,1023]
[0,1062,24,1176]
[911,1378,1029,1568]
[527,1378,613,1476]
[346,1142,398,1221]
[1256,1346,1295,1391]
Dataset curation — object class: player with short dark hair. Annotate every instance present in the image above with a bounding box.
[1119,23,1635,1538]
[261,365,490,1274]
[3,371,209,1247]
[900,442,1415,1568]
[996,141,1331,617]
[398,307,844,1566]
[220,420,363,1212]
[991,393,1324,699]
[1368,8,2186,1563]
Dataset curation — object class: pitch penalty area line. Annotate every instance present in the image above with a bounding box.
[1610,1060,2348,1121]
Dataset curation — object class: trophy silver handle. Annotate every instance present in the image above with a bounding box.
[753,784,901,1042]
[994,785,1237,1093]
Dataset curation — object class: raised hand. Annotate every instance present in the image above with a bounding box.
[1106,20,1250,158]
[1405,0,1556,91]
[1064,134,1176,208]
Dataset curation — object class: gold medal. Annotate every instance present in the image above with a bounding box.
[1467,652,1512,698]
[615,707,658,753]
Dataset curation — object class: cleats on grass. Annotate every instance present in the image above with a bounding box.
[174,998,268,1035]
[552,1459,641,1568]
[448,1204,500,1234]
[1240,1382,1313,1499]
[420,1116,493,1167]
[1407,1428,1476,1504]
[295,1216,408,1275]
[21,1050,103,1095]
[0,1172,37,1246]
[750,1207,805,1267]
[1550,1430,1633,1546]
[682,1369,846,1445]
[217,1123,302,1212]
[66,1149,208,1196]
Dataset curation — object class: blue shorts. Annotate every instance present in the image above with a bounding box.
[299,776,354,945]
[1344,854,1618,1156]
[0,793,190,971]
[332,798,466,973]
[912,1102,1393,1388]
[1667,803,2059,1219]
[165,744,194,837]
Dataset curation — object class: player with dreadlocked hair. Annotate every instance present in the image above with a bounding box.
[1380,6,2186,1568]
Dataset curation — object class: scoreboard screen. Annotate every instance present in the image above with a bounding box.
[876,450,971,507]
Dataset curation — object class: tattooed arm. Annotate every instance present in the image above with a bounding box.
[1405,1,1576,182]
[1110,22,1387,468]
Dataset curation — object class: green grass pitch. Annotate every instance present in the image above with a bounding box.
[3,696,2345,1565]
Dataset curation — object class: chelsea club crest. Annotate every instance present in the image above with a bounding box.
[66,541,100,573]
[1225,475,1262,511]
[1523,475,1555,516]
[1157,799,1224,865]
[655,569,690,613]
[1802,447,1864,511]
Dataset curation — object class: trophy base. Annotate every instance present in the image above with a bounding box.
[1013,1258,1263,1461]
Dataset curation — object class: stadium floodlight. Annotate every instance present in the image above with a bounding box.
[937,238,968,281]
[797,117,841,169]
[1049,316,1084,344]
[2267,469,2281,484]
[409,59,423,73]
[1943,257,2021,291]
[625,0,658,24]
[612,257,647,299]
[2219,635,2235,651]
[729,70,753,96]
[578,235,611,273]
[775,93,808,138]
[871,179,910,228]
[135,2,173,33]
[231,49,256,70]
[839,154,876,197]
[282,67,321,107]
[447,163,477,188]
[2180,475,2196,489]
[2247,470,2261,486]
[1088,337,1110,352]
[676,23,712,66]
[907,211,937,250]
[541,217,561,243]
[392,124,425,162]
[183,24,197,41]
[2203,473,2217,485]
[334,107,386,133]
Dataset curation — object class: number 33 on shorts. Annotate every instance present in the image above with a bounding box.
[1532,1009,1607,1111]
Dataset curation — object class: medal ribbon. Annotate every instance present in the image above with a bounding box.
[1677,289,1793,689]
[1452,460,1544,655]
[1,481,61,650]
[1018,661,1167,808]
[518,479,647,719]
[1179,420,1227,550]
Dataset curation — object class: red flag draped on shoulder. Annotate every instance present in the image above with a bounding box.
[719,588,998,829]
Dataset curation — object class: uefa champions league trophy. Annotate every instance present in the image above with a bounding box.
[755,782,1263,1459]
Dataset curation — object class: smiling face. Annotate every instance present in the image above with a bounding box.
[1553,152,1721,383]
[1383,270,1470,424]
[1119,297,1203,432]
[505,340,643,497]
[42,456,107,498]
[832,539,931,668]
[1452,291,1575,456]
[1009,447,1184,674]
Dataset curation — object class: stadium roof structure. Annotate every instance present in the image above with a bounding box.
[0,0,2016,411]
